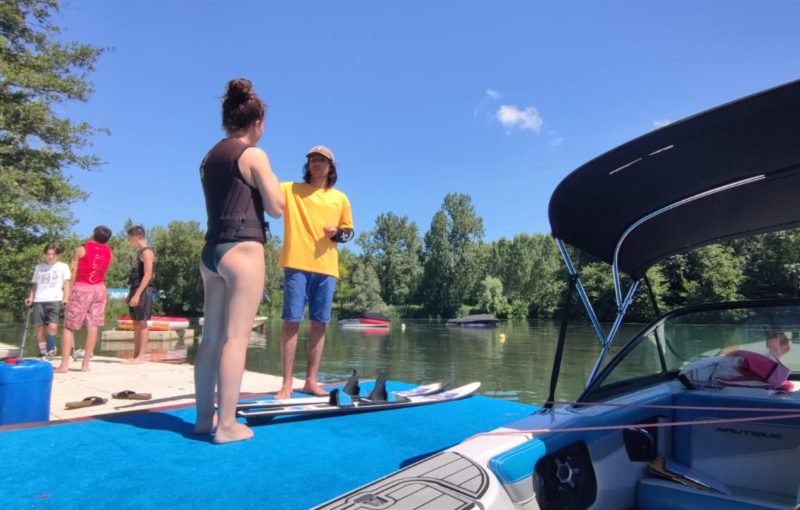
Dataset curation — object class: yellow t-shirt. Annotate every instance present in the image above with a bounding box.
[279,182,354,278]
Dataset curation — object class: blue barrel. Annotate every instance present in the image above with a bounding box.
[0,359,53,426]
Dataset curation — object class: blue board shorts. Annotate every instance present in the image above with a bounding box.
[282,269,337,323]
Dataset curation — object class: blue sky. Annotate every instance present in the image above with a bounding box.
[57,1,800,245]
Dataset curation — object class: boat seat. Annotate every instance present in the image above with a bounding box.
[636,478,788,510]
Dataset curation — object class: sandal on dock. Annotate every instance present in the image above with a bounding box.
[65,396,107,409]
[112,390,152,400]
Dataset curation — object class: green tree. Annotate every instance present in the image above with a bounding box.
[343,260,385,314]
[104,219,137,289]
[333,246,358,314]
[150,220,205,314]
[737,231,800,299]
[477,275,509,317]
[660,244,744,307]
[357,212,422,305]
[419,193,484,317]
[484,233,566,318]
[0,0,105,315]
[262,234,283,315]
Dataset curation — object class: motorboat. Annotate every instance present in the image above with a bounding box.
[316,80,800,509]
[338,312,390,329]
[447,313,500,328]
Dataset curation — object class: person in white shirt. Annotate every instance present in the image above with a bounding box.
[24,243,72,358]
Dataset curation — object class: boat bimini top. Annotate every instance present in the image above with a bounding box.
[547,79,800,387]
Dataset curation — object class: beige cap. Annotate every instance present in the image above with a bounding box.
[306,145,335,163]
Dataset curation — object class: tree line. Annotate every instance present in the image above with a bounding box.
[4,191,800,324]
[3,0,798,323]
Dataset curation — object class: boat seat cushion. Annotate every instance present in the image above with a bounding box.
[636,479,787,510]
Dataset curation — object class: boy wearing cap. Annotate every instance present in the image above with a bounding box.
[276,145,353,399]
[54,225,114,373]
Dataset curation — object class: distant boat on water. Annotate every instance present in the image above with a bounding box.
[338,312,390,329]
[446,314,499,328]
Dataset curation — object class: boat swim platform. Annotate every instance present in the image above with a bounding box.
[44,355,295,421]
[0,379,536,509]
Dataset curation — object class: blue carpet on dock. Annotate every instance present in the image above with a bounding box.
[1,380,536,509]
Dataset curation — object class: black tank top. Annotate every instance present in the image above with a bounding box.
[200,138,268,244]
[129,247,154,288]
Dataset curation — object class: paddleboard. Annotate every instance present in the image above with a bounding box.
[236,379,449,410]
[238,382,481,422]
[117,316,190,331]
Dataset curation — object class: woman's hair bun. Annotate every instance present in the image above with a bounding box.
[226,79,253,102]
[221,78,265,133]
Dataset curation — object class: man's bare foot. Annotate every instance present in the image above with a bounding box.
[123,358,146,365]
[195,413,218,435]
[53,366,69,374]
[302,382,328,397]
[213,422,253,444]
[275,386,294,400]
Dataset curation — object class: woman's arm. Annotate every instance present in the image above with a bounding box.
[240,147,284,218]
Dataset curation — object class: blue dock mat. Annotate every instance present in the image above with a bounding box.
[1,380,536,509]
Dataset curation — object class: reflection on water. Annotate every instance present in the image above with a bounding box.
[228,319,644,404]
[0,319,646,405]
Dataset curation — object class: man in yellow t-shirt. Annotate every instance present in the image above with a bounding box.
[276,145,353,399]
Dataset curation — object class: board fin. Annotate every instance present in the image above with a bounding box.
[328,388,355,407]
[367,372,389,402]
[342,369,360,396]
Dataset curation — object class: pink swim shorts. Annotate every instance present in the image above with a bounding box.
[64,283,107,330]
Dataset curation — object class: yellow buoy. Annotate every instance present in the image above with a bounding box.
[498,333,506,343]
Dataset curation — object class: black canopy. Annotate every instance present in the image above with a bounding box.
[549,80,800,279]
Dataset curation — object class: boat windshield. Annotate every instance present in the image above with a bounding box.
[586,300,800,398]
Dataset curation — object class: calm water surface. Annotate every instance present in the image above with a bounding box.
[1,319,646,405]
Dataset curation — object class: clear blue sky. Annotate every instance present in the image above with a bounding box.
[57,1,800,245]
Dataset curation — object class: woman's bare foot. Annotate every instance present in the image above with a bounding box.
[194,413,218,435]
[80,365,91,372]
[302,382,328,397]
[213,422,253,444]
[123,358,146,365]
[53,366,69,374]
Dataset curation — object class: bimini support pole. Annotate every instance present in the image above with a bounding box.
[586,280,639,385]
[559,176,765,388]
[556,238,605,343]
[611,175,765,306]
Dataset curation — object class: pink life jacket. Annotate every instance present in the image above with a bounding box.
[722,350,791,390]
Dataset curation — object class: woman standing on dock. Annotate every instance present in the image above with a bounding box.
[196,79,284,444]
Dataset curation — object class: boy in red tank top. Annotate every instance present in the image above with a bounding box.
[54,225,114,373]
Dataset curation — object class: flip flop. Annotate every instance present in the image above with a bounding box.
[112,390,152,400]
[65,396,107,409]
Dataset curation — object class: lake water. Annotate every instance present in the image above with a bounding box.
[1,318,646,405]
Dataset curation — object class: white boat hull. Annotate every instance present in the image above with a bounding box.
[338,319,390,329]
